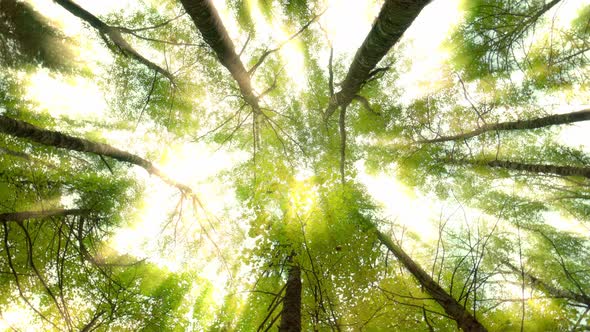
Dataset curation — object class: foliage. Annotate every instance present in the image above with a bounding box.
[1,0,589,330]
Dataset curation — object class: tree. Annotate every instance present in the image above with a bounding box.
[1,0,589,330]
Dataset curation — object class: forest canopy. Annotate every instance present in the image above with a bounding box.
[1,0,590,331]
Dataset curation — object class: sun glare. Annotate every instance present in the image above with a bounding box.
[356,162,438,242]
[289,178,318,215]
[26,0,114,70]
[397,0,462,103]
[321,0,380,52]
[0,303,43,331]
[25,70,107,120]
[106,141,245,321]
[550,0,590,29]
[7,0,590,329]
[246,0,307,91]
[212,0,242,42]
[110,142,243,257]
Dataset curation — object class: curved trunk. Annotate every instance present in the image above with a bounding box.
[419,109,590,143]
[0,115,192,193]
[279,264,302,332]
[374,227,488,332]
[325,0,431,119]
[54,0,174,81]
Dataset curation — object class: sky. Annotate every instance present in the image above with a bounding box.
[2,0,590,329]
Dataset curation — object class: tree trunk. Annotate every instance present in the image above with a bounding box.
[448,158,590,179]
[279,264,302,332]
[0,115,192,192]
[0,209,88,223]
[504,261,590,306]
[325,0,431,119]
[419,109,590,143]
[179,0,258,108]
[54,0,174,81]
[374,227,487,332]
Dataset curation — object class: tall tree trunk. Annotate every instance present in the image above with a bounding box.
[373,227,487,332]
[54,0,174,81]
[448,158,590,179]
[279,264,302,332]
[179,0,264,157]
[178,0,258,108]
[0,115,192,193]
[324,0,431,119]
[504,261,590,306]
[419,109,590,143]
[0,209,88,223]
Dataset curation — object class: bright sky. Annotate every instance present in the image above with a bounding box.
[5,0,590,328]
[24,69,107,120]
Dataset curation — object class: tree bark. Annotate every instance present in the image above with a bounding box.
[279,264,302,332]
[419,109,590,143]
[374,227,487,332]
[0,209,88,223]
[54,0,174,81]
[178,0,259,108]
[0,115,192,193]
[324,0,431,119]
[449,158,590,179]
[504,261,590,306]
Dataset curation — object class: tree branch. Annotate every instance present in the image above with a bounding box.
[419,109,590,143]
[54,0,175,81]
[324,0,430,120]
[0,209,89,223]
[0,115,194,193]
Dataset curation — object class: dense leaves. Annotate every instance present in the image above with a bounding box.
[1,0,589,330]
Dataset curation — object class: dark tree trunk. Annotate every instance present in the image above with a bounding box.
[419,109,590,143]
[54,0,174,80]
[279,264,302,332]
[0,209,88,223]
[449,158,590,179]
[325,0,431,119]
[0,115,192,192]
[374,228,487,332]
[178,0,259,108]
[504,261,590,306]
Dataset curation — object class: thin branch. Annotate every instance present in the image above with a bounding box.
[135,70,159,130]
[418,109,590,143]
[248,8,327,76]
